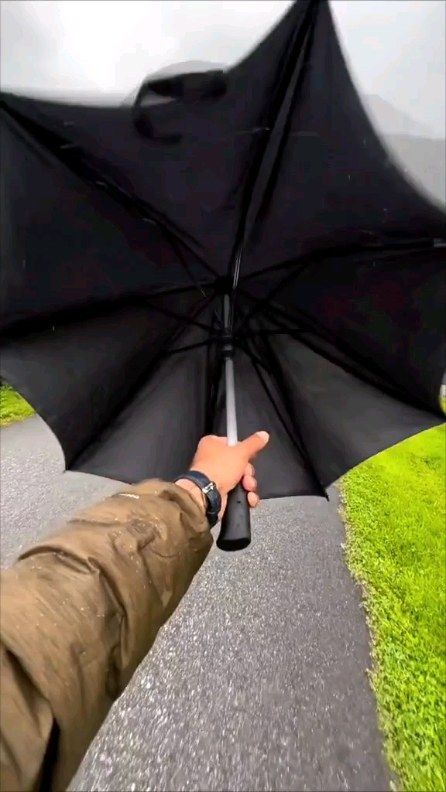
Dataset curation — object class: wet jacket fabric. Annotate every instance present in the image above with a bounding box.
[0,480,212,791]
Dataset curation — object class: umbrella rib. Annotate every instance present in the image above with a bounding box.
[143,297,214,332]
[240,328,305,337]
[238,334,314,470]
[164,229,210,297]
[234,258,314,335]
[246,293,412,406]
[165,337,218,356]
[3,104,220,289]
[224,0,315,288]
[234,239,429,335]
[205,310,226,435]
[255,296,434,412]
[243,332,326,496]
[68,295,213,470]
[143,295,213,371]
[240,238,440,285]
[239,339,302,450]
[144,281,216,299]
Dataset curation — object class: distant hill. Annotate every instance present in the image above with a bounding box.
[363,95,432,138]
[382,134,445,207]
[361,95,445,205]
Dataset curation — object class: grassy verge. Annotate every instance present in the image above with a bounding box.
[342,424,446,791]
[0,384,35,427]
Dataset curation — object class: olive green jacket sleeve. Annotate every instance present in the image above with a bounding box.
[0,480,212,792]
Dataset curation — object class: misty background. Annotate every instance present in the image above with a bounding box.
[1,0,445,205]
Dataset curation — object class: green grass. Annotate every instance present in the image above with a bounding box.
[342,424,446,791]
[0,384,35,427]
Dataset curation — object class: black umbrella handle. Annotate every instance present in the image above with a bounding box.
[217,483,251,551]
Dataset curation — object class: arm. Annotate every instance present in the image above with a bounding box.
[1,480,211,792]
[0,431,269,791]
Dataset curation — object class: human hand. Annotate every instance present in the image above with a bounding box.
[176,432,270,517]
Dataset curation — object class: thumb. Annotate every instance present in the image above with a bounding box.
[238,430,270,461]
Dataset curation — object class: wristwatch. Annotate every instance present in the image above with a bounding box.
[174,470,221,527]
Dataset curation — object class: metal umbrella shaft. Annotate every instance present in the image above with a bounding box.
[216,294,251,551]
[223,294,238,445]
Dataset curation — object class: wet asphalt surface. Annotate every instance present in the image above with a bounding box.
[1,416,389,791]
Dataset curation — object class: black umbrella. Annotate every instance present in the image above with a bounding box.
[1,0,445,550]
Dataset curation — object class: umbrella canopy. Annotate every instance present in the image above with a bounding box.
[1,0,445,503]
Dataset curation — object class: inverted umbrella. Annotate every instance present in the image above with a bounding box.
[1,0,445,550]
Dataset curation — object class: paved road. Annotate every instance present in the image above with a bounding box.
[1,416,389,791]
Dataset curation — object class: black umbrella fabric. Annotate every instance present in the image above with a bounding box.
[1,1,445,544]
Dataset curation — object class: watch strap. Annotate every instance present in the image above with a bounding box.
[174,470,221,527]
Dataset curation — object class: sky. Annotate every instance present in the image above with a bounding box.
[1,0,445,138]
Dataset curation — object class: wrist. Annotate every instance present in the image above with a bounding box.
[175,478,207,514]
[174,470,222,527]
